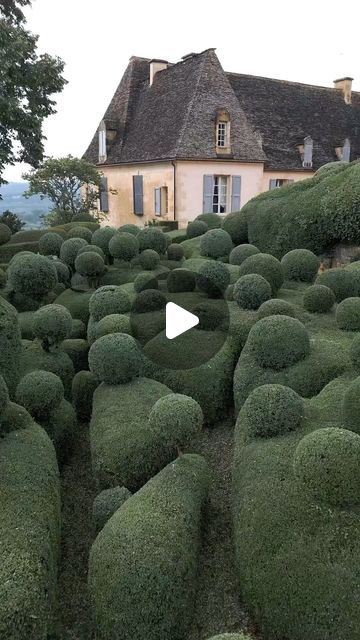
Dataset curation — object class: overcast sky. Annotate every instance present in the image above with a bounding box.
[4,0,360,182]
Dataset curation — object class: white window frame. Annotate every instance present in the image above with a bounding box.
[99,127,107,163]
[154,187,161,216]
[213,176,228,214]
[217,121,228,147]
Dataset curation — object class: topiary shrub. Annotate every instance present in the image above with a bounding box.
[62,338,89,373]
[16,370,64,421]
[229,243,260,265]
[60,237,88,269]
[93,486,132,533]
[138,227,167,254]
[200,228,233,259]
[20,340,74,399]
[281,249,320,283]
[192,301,225,331]
[167,243,184,261]
[33,304,73,349]
[148,393,203,452]
[0,222,11,245]
[8,253,58,300]
[72,370,99,421]
[134,272,158,293]
[342,377,360,434]
[336,297,360,331]
[187,220,208,238]
[89,333,142,384]
[70,318,87,339]
[95,314,132,339]
[247,315,310,370]
[0,297,22,396]
[66,226,93,242]
[89,285,131,321]
[293,427,360,506]
[167,268,196,293]
[77,244,105,259]
[50,259,70,286]
[221,211,248,244]
[233,274,271,310]
[74,251,105,284]
[0,374,9,420]
[0,267,6,289]
[197,261,230,298]
[139,249,160,270]
[118,223,140,236]
[241,384,304,439]
[316,267,359,302]
[39,232,64,257]
[195,212,222,229]
[91,226,117,262]
[132,289,167,313]
[109,232,139,262]
[238,253,284,295]
[258,298,295,319]
[350,334,360,371]
[303,284,335,313]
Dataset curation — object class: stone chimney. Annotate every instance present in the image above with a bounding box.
[333,77,353,104]
[149,59,168,86]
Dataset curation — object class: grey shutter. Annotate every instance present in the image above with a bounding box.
[342,138,351,161]
[203,175,214,213]
[269,179,277,190]
[100,176,109,212]
[133,175,143,215]
[231,176,241,211]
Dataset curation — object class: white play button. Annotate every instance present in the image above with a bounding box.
[165,302,199,340]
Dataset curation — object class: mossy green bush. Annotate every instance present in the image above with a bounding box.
[0,374,9,419]
[91,226,117,260]
[148,393,203,451]
[60,237,88,269]
[197,261,230,298]
[132,289,167,313]
[200,228,233,259]
[139,248,160,270]
[62,338,89,373]
[95,314,131,339]
[8,253,58,300]
[192,301,225,331]
[241,384,304,439]
[134,272,158,292]
[350,334,360,371]
[93,486,132,533]
[238,253,284,295]
[342,376,360,433]
[20,340,74,399]
[303,284,335,313]
[0,222,11,245]
[281,249,320,283]
[50,259,71,286]
[138,227,167,254]
[221,211,248,244]
[0,296,22,396]
[118,223,140,235]
[167,268,196,293]
[66,226,93,242]
[72,370,99,421]
[167,243,184,261]
[89,285,131,321]
[88,454,209,640]
[89,333,142,384]
[39,232,64,257]
[195,212,222,229]
[77,243,105,259]
[316,267,359,302]
[229,243,260,266]
[70,318,87,339]
[233,273,271,310]
[336,297,360,330]
[74,251,105,282]
[187,220,208,238]
[16,370,64,421]
[54,288,93,324]
[0,267,6,288]
[246,315,310,370]
[258,298,295,319]
[33,304,73,348]
[109,232,139,262]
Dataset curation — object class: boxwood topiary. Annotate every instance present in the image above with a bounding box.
[293,427,360,506]
[148,393,203,451]
[233,273,271,310]
[89,285,131,321]
[316,267,359,302]
[350,334,360,371]
[0,267,6,288]
[336,297,360,330]
[134,272,158,293]
[138,227,167,254]
[33,304,73,349]
[167,243,184,261]
[93,486,132,533]
[0,374,9,419]
[342,376,360,433]
[197,261,230,298]
[281,249,320,283]
[0,296,22,396]
[238,253,284,295]
[200,229,233,259]
[229,243,260,265]
[91,226,117,260]
[241,384,304,439]
[89,333,142,384]
[139,249,160,270]
[8,253,58,299]
[50,259,70,286]
[60,237,88,269]
[167,268,196,293]
[66,226,93,242]
[195,212,222,229]
[62,338,89,373]
[303,284,335,313]
[109,232,139,262]
[118,223,140,236]
[247,315,310,370]
[72,370,99,421]
[39,232,64,257]
[16,370,64,420]
[20,340,74,399]
[192,301,225,331]
[77,244,105,259]
[74,251,105,281]
[221,211,248,244]
[0,222,11,245]
[132,289,167,313]
[95,314,132,339]
[258,298,295,319]
[187,220,208,238]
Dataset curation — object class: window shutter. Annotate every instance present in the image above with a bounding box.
[342,138,351,162]
[269,179,277,190]
[154,188,161,215]
[100,176,109,212]
[231,176,241,211]
[133,175,143,215]
[203,175,214,213]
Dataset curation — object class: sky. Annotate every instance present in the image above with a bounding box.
[4,0,360,182]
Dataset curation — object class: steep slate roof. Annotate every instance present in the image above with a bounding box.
[84,49,360,171]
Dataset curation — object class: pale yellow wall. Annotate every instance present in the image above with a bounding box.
[261,170,314,192]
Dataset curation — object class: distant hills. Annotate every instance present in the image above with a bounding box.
[0,182,52,228]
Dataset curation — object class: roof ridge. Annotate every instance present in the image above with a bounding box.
[173,52,209,156]
[226,70,359,94]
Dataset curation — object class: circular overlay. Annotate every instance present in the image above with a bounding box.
[130,272,230,370]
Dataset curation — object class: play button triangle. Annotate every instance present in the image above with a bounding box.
[166,302,199,340]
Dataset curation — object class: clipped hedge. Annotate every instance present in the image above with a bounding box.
[229,243,260,266]
[246,315,310,370]
[233,273,271,310]
[187,220,208,238]
[16,370,64,421]
[72,370,99,421]
[139,248,160,270]
[60,237,88,269]
[200,229,233,259]
[0,223,11,245]
[195,212,222,229]
[20,340,74,399]
[91,226,117,259]
[93,486,131,533]
[132,289,167,313]
[138,227,167,254]
[258,298,295,319]
[109,232,139,262]
[240,384,304,439]
[39,232,63,257]
[221,211,248,244]
[281,249,320,283]
[197,261,230,298]
[133,272,158,292]
[74,251,105,281]
[316,267,359,302]
[0,296,22,396]
[238,253,284,295]
[95,314,132,339]
[89,285,131,321]
[118,223,140,235]
[336,297,360,331]
[342,376,360,433]
[350,334,360,371]
[8,253,58,300]
[33,303,73,348]
[303,284,335,313]
[89,333,142,385]
[67,226,93,242]
[167,243,184,261]
[167,268,196,293]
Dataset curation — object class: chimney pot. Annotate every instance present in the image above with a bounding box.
[149,59,168,86]
[333,77,353,104]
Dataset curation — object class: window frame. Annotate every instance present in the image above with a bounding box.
[217,121,227,147]
[212,175,228,214]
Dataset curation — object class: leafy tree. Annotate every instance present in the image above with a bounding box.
[0,0,66,187]
[0,210,25,233]
[23,156,103,226]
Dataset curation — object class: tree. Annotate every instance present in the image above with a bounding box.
[23,156,103,226]
[0,1,66,187]
[0,210,25,233]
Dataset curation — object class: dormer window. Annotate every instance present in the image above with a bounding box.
[300,135,313,168]
[215,109,231,152]
[99,120,107,164]
[217,122,228,147]
[342,138,351,161]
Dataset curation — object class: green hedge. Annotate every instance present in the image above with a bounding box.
[72,370,99,421]
[221,211,248,244]
[336,297,360,331]
[303,284,335,313]
[257,298,295,319]
[316,267,360,302]
[233,273,271,310]
[20,341,74,399]
[89,454,209,640]
[246,315,310,370]
[238,253,284,295]
[281,249,320,283]
[0,297,22,397]
[92,486,132,533]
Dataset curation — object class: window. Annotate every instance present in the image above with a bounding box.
[302,136,313,167]
[99,176,109,212]
[342,138,351,161]
[154,186,168,216]
[98,121,107,163]
[217,122,227,147]
[269,178,294,190]
[133,175,143,215]
[213,176,227,213]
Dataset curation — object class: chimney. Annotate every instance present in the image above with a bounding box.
[149,59,168,86]
[333,77,353,104]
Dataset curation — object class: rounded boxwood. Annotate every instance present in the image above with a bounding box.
[241,384,304,439]
[118,223,140,236]
[258,298,295,319]
[0,296,22,396]
[89,285,131,321]
[293,427,360,506]
[316,268,359,302]
[8,253,58,299]
[167,243,184,261]
[60,237,88,268]
[0,375,9,419]
[0,223,11,245]
[67,226,93,242]
[197,261,230,298]
[200,228,233,259]
[0,267,6,288]
[167,268,196,293]
[192,301,225,331]
[186,220,208,238]
[149,393,203,451]
[89,333,142,384]
[39,232,64,257]
[75,251,105,279]
[72,370,99,421]
[247,315,310,370]
[350,334,360,371]
[229,243,260,266]
[132,289,167,313]
[33,304,73,347]
[281,249,320,283]
[238,252,284,295]
[139,249,160,270]
[109,232,139,262]
[91,226,117,257]
[195,212,222,229]
[221,211,248,244]
[77,244,105,259]
[95,314,132,339]
[336,297,360,331]
[138,227,167,254]
[342,377,360,433]
[16,370,64,420]
[303,284,335,313]
[93,486,132,533]
[233,273,271,310]
[134,272,158,293]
